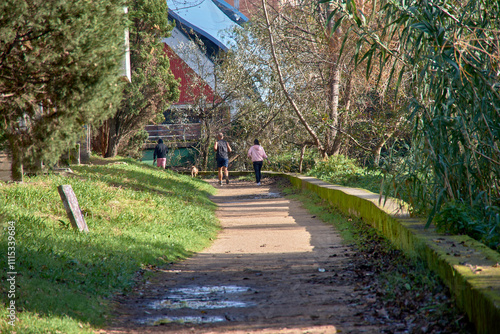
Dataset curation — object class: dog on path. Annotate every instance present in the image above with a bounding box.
[191,166,199,178]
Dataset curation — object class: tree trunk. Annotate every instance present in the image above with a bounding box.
[299,144,307,174]
[92,121,110,157]
[373,131,395,165]
[333,68,353,155]
[201,119,211,170]
[9,138,23,182]
[105,118,121,158]
[373,141,384,165]
[80,125,91,164]
[331,132,342,155]
[262,0,324,155]
[326,2,342,157]
[326,62,340,155]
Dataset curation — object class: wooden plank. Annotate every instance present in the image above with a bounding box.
[57,185,89,232]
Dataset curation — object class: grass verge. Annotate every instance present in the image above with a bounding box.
[0,158,219,333]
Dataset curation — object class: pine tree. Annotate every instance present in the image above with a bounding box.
[0,0,127,180]
[103,0,180,158]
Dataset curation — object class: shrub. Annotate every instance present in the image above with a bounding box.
[435,200,500,251]
[307,155,364,183]
[266,150,316,173]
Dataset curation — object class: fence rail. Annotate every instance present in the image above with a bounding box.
[144,123,201,148]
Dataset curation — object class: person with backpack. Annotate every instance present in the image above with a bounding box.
[214,132,232,185]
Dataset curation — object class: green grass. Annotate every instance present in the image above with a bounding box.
[0,158,219,333]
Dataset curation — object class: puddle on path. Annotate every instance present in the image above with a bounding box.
[170,285,250,295]
[228,192,282,202]
[260,192,281,198]
[139,285,254,325]
[139,315,226,325]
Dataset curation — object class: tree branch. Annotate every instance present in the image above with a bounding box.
[261,0,324,153]
[324,121,372,152]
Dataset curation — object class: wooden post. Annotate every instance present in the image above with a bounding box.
[10,144,23,182]
[70,144,80,165]
[57,185,89,232]
[80,125,91,164]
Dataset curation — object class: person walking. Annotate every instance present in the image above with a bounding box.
[247,139,268,185]
[153,138,168,169]
[214,132,232,185]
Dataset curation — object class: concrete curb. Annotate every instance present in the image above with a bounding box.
[273,173,500,334]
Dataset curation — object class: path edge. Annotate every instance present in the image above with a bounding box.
[269,172,500,334]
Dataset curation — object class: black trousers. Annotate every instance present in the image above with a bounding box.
[253,161,263,183]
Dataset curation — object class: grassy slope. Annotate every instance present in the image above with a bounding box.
[0,158,219,333]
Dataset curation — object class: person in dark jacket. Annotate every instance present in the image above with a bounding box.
[153,138,168,169]
[214,132,232,185]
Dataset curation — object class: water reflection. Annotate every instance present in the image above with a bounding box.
[139,285,254,325]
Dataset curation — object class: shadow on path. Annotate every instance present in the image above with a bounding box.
[108,180,390,334]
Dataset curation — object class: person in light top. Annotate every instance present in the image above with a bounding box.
[247,139,268,185]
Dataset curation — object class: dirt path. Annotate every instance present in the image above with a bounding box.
[108,179,392,334]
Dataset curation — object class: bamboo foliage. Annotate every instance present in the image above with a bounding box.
[325,0,500,248]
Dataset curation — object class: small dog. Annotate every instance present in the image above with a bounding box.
[191,166,199,178]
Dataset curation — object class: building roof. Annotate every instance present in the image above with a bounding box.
[166,0,248,52]
[163,0,249,107]
[212,0,249,24]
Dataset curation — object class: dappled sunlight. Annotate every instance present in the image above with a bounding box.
[109,180,370,333]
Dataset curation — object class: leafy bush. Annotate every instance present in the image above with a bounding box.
[435,200,500,251]
[306,155,384,194]
[266,150,316,173]
[119,129,149,159]
[307,154,500,251]
[307,155,363,181]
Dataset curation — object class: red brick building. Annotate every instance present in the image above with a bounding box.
[145,0,249,148]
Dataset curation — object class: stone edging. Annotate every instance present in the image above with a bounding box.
[274,173,500,334]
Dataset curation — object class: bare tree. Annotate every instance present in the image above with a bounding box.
[247,0,410,163]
